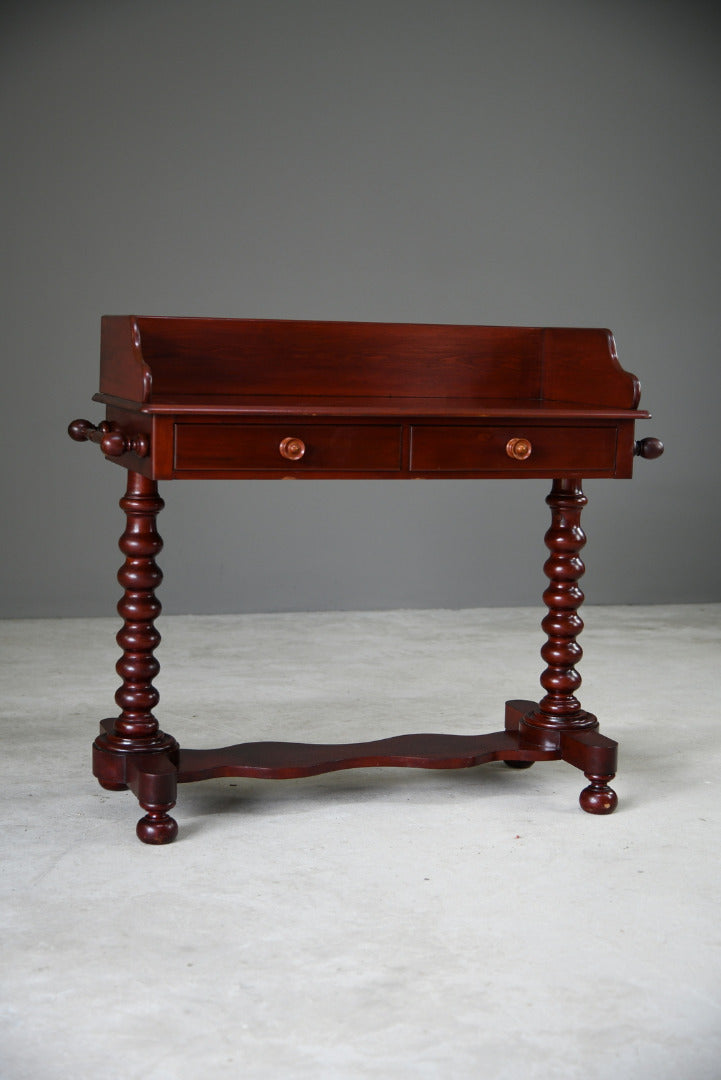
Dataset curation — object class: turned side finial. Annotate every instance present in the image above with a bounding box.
[68,418,149,458]
[68,418,100,442]
[634,437,664,460]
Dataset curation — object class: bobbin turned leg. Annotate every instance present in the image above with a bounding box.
[519,478,618,813]
[92,471,179,842]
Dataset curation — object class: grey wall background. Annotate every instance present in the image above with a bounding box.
[2,0,720,618]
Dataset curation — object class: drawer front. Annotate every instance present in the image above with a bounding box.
[174,423,403,473]
[409,424,618,474]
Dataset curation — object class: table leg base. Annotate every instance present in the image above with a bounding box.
[92,701,618,844]
[93,720,180,844]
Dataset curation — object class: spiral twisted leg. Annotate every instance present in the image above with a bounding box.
[93,471,179,842]
[538,478,589,723]
[113,473,167,746]
[516,479,617,811]
[519,479,598,738]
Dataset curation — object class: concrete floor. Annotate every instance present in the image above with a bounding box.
[1,604,720,1079]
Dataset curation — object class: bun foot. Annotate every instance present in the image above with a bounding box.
[579,774,617,815]
[136,809,178,844]
[503,759,534,769]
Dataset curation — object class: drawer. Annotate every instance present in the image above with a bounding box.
[174,423,403,473]
[409,424,618,474]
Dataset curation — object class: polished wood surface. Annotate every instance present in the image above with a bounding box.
[85,316,647,481]
[69,316,663,843]
[98,317,640,406]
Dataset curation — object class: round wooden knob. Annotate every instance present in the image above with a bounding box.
[634,437,664,460]
[101,429,128,457]
[68,418,149,458]
[506,437,532,461]
[279,436,306,461]
[68,418,93,442]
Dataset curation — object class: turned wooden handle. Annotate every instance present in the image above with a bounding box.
[634,437,664,460]
[279,436,306,461]
[68,419,149,458]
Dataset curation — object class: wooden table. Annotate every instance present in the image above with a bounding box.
[69,317,663,844]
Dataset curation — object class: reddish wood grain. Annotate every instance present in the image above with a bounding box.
[69,316,665,842]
